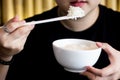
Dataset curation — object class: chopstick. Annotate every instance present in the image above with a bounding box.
[23,16,74,26]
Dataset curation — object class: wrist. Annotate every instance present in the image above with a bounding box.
[0,56,13,65]
[0,56,13,61]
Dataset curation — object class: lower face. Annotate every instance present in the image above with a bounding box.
[55,0,101,16]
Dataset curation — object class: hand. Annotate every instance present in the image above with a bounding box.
[0,16,35,61]
[80,42,120,80]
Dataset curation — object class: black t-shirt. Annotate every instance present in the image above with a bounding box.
[6,5,120,80]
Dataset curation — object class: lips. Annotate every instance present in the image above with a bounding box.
[70,0,87,7]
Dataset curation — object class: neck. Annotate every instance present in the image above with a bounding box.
[58,7,99,32]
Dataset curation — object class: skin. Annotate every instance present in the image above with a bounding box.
[0,16,35,80]
[56,0,120,80]
[0,0,120,80]
[56,0,101,31]
[81,42,120,80]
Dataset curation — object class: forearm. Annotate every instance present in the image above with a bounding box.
[0,65,9,80]
[0,57,13,80]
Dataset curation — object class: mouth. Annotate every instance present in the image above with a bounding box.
[70,0,88,7]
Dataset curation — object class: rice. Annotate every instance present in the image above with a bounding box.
[67,6,85,20]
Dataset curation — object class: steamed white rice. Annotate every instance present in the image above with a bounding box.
[67,6,85,20]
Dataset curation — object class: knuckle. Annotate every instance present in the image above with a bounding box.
[8,21,22,29]
[9,23,16,28]
[18,28,25,34]
[10,45,23,53]
[112,77,118,80]
[100,72,106,77]
[103,43,109,47]
[99,70,107,77]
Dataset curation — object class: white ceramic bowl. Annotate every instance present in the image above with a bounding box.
[52,38,102,73]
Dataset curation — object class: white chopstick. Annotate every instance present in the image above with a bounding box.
[23,16,74,26]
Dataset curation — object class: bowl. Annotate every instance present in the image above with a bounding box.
[52,38,102,73]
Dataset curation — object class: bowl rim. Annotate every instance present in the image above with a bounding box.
[52,38,102,52]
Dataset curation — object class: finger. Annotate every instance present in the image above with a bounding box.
[4,20,26,33]
[1,25,34,52]
[2,16,24,34]
[0,17,14,34]
[86,65,115,77]
[96,42,117,62]
[95,42,120,76]
[86,66,103,76]
[5,16,20,25]
[11,32,31,52]
[8,15,20,22]
[80,71,96,80]
[97,42,120,64]
[96,42,118,56]
[10,24,35,39]
[12,15,20,22]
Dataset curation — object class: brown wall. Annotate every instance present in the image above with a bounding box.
[0,0,120,25]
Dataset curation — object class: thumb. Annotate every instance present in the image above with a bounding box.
[96,42,117,56]
[7,15,20,24]
[11,15,20,22]
[4,15,21,26]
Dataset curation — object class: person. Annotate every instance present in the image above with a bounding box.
[0,0,120,80]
